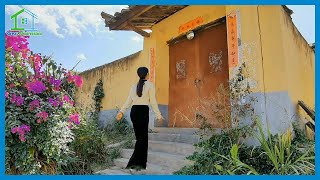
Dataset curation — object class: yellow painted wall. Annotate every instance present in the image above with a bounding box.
[76,5,314,123]
[279,7,315,109]
[226,5,265,93]
[75,51,149,111]
[226,6,314,108]
[258,6,315,114]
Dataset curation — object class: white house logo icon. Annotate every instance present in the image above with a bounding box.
[7,8,42,36]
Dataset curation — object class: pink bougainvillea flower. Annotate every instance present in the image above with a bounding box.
[11,124,31,142]
[73,76,83,88]
[20,124,31,132]
[10,94,16,104]
[63,95,70,102]
[29,53,43,73]
[48,97,61,107]
[36,111,49,123]
[63,95,74,106]
[21,50,29,59]
[5,91,9,99]
[19,136,26,142]
[15,96,24,106]
[11,127,19,134]
[25,80,46,94]
[29,99,40,111]
[9,83,15,88]
[5,34,30,53]
[66,72,83,88]
[49,76,62,91]
[69,114,80,125]
[10,94,24,106]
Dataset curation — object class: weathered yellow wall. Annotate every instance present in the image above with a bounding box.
[150,5,227,104]
[76,5,314,125]
[226,5,314,108]
[258,6,315,115]
[226,5,264,93]
[75,51,149,111]
[279,7,315,109]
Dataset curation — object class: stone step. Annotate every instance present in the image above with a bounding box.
[120,149,192,170]
[152,128,199,135]
[132,140,196,156]
[148,133,201,144]
[113,158,174,175]
[95,168,131,175]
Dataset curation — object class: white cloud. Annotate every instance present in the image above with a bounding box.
[5,5,128,38]
[77,53,87,61]
[131,35,143,43]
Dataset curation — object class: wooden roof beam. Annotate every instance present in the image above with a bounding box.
[109,5,155,30]
[125,22,150,37]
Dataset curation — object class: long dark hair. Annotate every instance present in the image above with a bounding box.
[136,67,149,97]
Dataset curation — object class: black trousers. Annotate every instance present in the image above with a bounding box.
[126,105,149,169]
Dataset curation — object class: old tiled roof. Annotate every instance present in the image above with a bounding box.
[101,5,294,37]
[101,5,187,37]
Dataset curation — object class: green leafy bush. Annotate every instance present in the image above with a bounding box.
[175,119,315,175]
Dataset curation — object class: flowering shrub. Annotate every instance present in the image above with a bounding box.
[5,34,83,174]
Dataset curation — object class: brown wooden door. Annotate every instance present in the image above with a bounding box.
[169,21,229,128]
[197,23,230,128]
[168,37,199,127]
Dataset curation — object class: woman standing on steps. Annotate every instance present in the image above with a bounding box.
[116,67,164,172]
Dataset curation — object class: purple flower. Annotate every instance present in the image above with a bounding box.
[20,124,31,132]
[10,94,24,106]
[49,76,62,91]
[49,97,60,107]
[15,96,24,106]
[26,80,46,94]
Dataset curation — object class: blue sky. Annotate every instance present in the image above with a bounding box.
[5,5,315,72]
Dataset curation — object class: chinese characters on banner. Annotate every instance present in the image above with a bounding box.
[179,17,204,34]
[149,48,156,83]
[227,11,239,68]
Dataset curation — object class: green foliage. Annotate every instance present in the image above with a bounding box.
[175,119,315,175]
[93,79,105,112]
[175,127,250,175]
[253,119,314,175]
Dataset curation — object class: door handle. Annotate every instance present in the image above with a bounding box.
[194,79,201,85]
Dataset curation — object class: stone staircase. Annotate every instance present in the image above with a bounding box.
[95,128,200,175]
